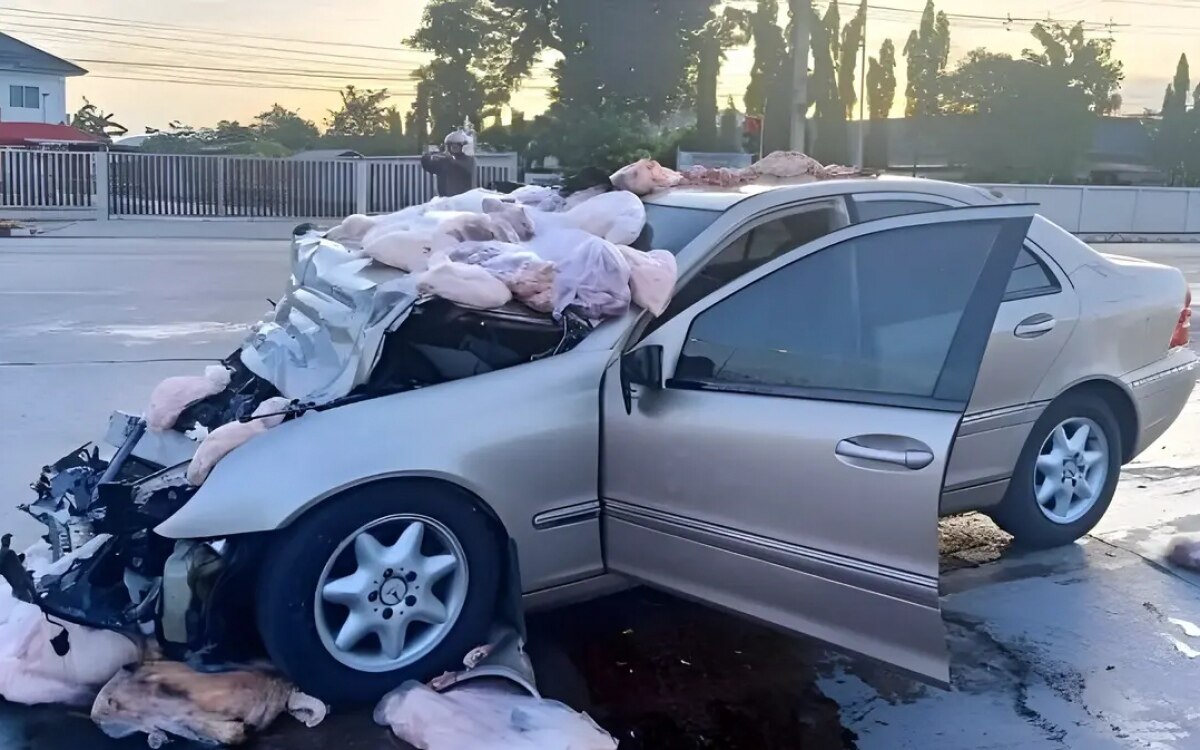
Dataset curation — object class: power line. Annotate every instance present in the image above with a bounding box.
[89,74,343,94]
[75,58,422,85]
[0,17,431,70]
[0,5,431,56]
[74,57,557,92]
[0,8,560,98]
[2,25,430,77]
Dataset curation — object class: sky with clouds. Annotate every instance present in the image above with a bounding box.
[9,0,1199,133]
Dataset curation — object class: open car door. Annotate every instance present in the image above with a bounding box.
[600,204,1035,684]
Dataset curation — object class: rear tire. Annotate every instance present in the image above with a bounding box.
[990,392,1122,549]
[255,480,501,706]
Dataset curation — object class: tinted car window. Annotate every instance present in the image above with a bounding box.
[1005,247,1059,298]
[649,200,848,330]
[642,204,721,253]
[675,220,1007,400]
[854,199,947,222]
[854,199,1054,301]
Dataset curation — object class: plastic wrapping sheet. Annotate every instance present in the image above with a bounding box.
[551,236,632,322]
[0,539,140,707]
[91,661,325,746]
[374,680,616,750]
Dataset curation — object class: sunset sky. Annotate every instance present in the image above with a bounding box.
[9,0,1199,134]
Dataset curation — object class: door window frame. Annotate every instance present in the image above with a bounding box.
[845,192,961,224]
[634,196,852,342]
[848,192,1065,304]
[631,205,1038,414]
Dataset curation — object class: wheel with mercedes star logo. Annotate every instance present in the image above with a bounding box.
[990,391,1123,550]
[254,480,502,706]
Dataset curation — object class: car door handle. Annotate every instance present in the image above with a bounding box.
[835,440,934,470]
[1014,314,1056,339]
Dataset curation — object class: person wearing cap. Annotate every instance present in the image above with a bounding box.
[421,130,476,197]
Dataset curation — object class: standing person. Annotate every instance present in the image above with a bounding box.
[421,130,476,197]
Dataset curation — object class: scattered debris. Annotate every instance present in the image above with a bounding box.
[373,680,616,750]
[91,661,326,746]
[1167,537,1200,570]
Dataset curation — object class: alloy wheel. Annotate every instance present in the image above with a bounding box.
[1033,417,1109,526]
[313,514,470,673]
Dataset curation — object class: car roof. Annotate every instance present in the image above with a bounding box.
[641,175,999,212]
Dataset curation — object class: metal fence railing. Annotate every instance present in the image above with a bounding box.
[0,149,95,209]
[367,157,437,214]
[0,149,520,219]
[367,155,521,213]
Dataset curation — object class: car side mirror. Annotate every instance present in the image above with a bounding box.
[620,345,663,414]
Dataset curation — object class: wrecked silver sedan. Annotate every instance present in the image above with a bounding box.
[20,179,1195,707]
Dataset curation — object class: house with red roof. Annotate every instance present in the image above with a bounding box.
[0,33,100,147]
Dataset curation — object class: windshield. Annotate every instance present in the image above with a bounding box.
[643,204,722,254]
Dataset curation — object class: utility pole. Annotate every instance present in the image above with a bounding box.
[789,0,810,152]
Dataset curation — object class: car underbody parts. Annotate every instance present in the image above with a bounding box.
[159,541,224,651]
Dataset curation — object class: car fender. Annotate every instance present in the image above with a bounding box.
[154,348,610,589]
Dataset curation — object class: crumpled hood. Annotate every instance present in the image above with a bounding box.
[240,232,419,403]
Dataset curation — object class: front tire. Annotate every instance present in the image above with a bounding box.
[990,392,1122,549]
[255,480,502,706]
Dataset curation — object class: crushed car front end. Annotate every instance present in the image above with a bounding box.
[21,228,593,663]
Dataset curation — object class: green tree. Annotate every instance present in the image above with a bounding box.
[903,0,950,117]
[744,0,786,117]
[525,102,662,172]
[407,84,432,147]
[838,0,867,120]
[70,98,127,139]
[1023,22,1124,115]
[326,86,390,137]
[485,0,715,119]
[865,39,897,167]
[407,0,494,137]
[808,3,845,161]
[941,49,1092,182]
[412,59,486,140]
[140,120,288,155]
[867,39,897,120]
[253,104,318,151]
[694,6,752,150]
[1155,54,1198,183]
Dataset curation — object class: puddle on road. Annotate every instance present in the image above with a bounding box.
[530,590,858,750]
[0,591,857,750]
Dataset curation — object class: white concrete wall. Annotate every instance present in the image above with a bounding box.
[0,71,66,124]
[981,184,1200,237]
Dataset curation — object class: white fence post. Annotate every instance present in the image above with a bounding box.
[355,160,369,215]
[94,152,110,221]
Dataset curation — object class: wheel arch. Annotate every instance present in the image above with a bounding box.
[279,472,513,542]
[1049,378,1138,463]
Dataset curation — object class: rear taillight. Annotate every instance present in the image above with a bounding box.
[1171,288,1192,348]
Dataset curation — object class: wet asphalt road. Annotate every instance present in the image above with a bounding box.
[0,236,1199,748]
